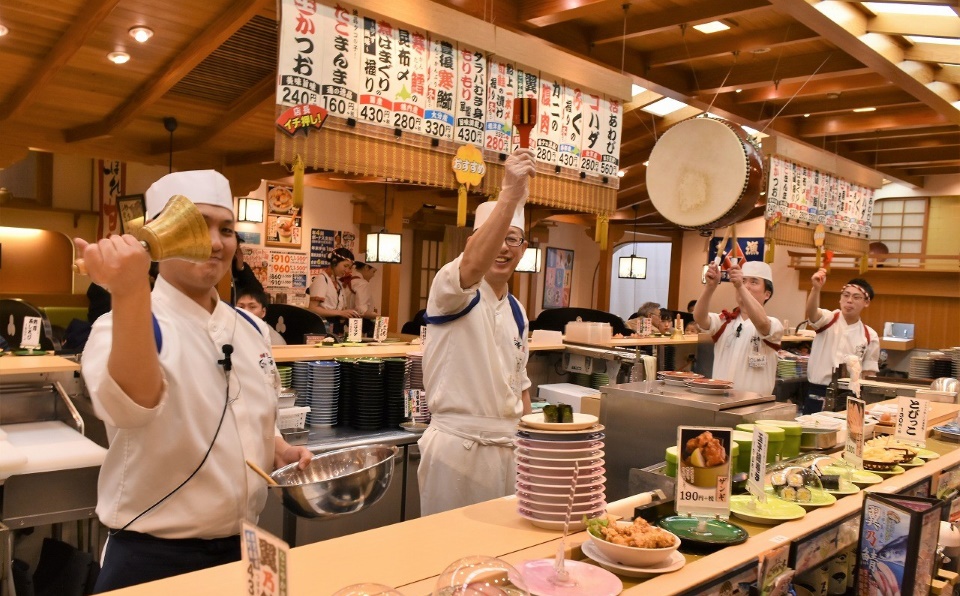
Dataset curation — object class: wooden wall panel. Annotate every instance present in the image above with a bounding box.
[0,229,73,295]
[820,291,959,349]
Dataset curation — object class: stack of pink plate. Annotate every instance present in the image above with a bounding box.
[658,371,704,387]
[685,378,734,395]
[515,413,606,531]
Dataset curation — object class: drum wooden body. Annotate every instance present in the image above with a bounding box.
[646,117,764,230]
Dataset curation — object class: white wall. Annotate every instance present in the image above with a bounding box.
[676,216,808,328]
[608,242,672,320]
[522,221,601,319]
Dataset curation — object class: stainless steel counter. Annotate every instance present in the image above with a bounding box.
[302,426,421,453]
[600,381,797,501]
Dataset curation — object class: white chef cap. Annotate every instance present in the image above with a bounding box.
[741,260,773,282]
[145,170,234,220]
[473,200,525,232]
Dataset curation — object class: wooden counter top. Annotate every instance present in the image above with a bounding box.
[271,340,565,362]
[106,427,959,595]
[0,354,79,376]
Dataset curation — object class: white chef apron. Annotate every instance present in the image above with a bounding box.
[417,413,518,516]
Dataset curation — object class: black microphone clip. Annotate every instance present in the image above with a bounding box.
[219,344,234,372]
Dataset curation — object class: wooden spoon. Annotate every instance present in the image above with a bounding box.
[246,460,279,486]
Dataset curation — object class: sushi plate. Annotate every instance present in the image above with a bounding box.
[520,413,599,431]
[730,496,806,524]
[764,487,837,508]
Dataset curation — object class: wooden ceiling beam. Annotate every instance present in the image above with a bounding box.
[797,106,950,137]
[646,25,819,68]
[689,52,869,95]
[826,124,960,142]
[591,0,768,45]
[874,147,960,166]
[518,0,610,28]
[64,0,269,143]
[733,73,891,104]
[935,65,960,85]
[906,43,960,65]
[0,0,122,121]
[905,165,960,176]
[867,14,960,38]
[149,74,276,154]
[762,90,920,118]
[767,0,960,123]
[828,0,957,5]
[845,133,960,152]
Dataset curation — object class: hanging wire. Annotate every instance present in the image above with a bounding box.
[757,24,794,123]
[759,52,834,135]
[705,54,738,115]
[620,4,629,74]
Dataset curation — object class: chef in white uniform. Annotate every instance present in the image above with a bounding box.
[805,269,879,401]
[78,170,312,592]
[694,260,784,395]
[417,149,536,516]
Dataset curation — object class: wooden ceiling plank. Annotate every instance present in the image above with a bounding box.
[905,165,960,176]
[767,0,960,123]
[646,25,820,68]
[906,44,960,65]
[691,52,869,94]
[935,65,960,85]
[824,124,960,143]
[591,0,768,46]
[845,133,960,152]
[0,0,122,121]
[767,89,920,117]
[519,0,610,28]
[64,0,270,143]
[733,73,891,103]
[873,146,960,166]
[867,14,960,38]
[151,74,276,154]
[798,106,950,136]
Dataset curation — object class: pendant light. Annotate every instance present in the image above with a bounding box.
[366,186,402,263]
[618,205,647,279]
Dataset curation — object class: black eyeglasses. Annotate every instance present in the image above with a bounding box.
[735,323,743,338]
[504,234,525,247]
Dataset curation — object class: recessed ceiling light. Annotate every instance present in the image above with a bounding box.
[826,92,841,99]
[692,21,730,34]
[0,24,8,37]
[750,47,771,54]
[643,161,649,167]
[617,169,626,178]
[631,84,646,97]
[129,26,153,43]
[804,113,810,117]
[641,97,687,116]
[108,51,131,64]
[853,107,877,112]
[864,2,956,16]
[735,89,742,93]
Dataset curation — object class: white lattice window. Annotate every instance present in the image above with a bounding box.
[870,198,927,267]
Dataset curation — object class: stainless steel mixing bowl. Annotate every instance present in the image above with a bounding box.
[932,377,959,394]
[270,444,398,519]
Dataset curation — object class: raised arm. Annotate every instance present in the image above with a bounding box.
[806,268,826,323]
[459,149,536,288]
[693,262,720,330]
[75,236,164,408]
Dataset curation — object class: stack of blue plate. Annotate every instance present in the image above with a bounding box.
[353,358,385,430]
[291,361,312,407]
[305,361,340,427]
[383,358,406,427]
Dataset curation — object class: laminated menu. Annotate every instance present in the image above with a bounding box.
[855,493,943,595]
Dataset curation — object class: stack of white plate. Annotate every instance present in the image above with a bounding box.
[952,347,960,378]
[404,352,430,424]
[305,361,340,428]
[908,356,932,379]
[514,413,606,531]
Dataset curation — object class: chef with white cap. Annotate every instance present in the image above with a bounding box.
[417,149,537,516]
[693,259,784,395]
[77,170,311,592]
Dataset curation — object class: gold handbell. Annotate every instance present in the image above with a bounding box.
[135,194,211,262]
[74,195,211,274]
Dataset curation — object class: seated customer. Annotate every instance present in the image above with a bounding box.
[627,301,661,333]
[236,290,286,345]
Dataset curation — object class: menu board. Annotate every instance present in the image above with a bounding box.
[895,395,928,447]
[845,396,866,469]
[676,427,732,518]
[278,0,627,183]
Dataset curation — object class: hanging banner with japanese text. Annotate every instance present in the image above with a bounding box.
[558,86,582,171]
[359,16,395,127]
[391,25,428,134]
[534,75,563,167]
[579,92,602,178]
[277,2,323,106]
[319,4,360,118]
[483,57,515,157]
[599,97,622,178]
[423,34,455,141]
[453,45,485,147]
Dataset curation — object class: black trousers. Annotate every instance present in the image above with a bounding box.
[803,382,829,414]
[94,530,240,593]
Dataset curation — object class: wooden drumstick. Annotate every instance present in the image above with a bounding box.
[513,97,537,149]
[729,225,739,267]
[713,226,732,266]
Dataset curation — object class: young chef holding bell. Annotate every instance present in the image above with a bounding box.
[417,148,536,516]
[694,260,784,396]
[78,170,312,592]
[804,269,879,402]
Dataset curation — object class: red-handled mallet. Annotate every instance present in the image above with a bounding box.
[824,249,835,273]
[513,97,537,149]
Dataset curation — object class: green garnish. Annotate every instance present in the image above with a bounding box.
[583,515,609,538]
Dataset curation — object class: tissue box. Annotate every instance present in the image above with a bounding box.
[538,383,601,413]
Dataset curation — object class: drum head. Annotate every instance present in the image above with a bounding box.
[646,118,751,229]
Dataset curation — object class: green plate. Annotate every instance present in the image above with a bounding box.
[13,349,47,356]
[915,448,940,460]
[657,515,748,546]
[730,495,806,524]
[824,480,860,496]
[872,465,905,476]
[820,465,883,486]
[765,487,837,508]
[900,458,925,468]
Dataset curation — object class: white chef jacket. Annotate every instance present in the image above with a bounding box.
[807,308,880,385]
[82,276,280,539]
[705,311,783,396]
[307,269,346,311]
[347,276,374,316]
[418,254,530,515]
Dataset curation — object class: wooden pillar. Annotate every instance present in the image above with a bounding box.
[667,231,684,310]
[379,186,404,331]
[596,221,626,311]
